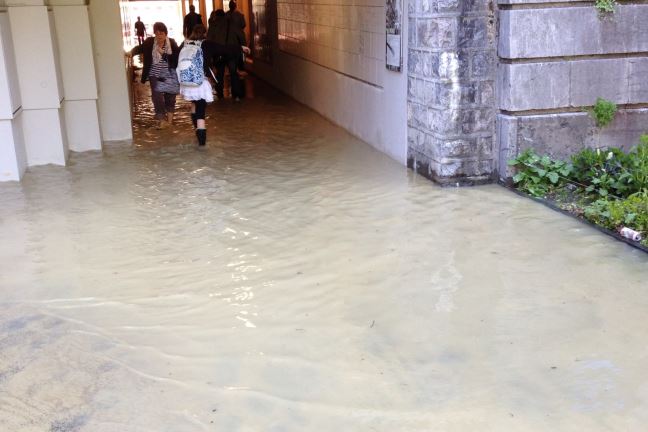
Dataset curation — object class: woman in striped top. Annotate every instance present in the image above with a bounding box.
[130,22,180,130]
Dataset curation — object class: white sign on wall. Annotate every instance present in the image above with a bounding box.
[386,0,402,72]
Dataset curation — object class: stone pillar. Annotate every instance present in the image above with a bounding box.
[7,1,68,167]
[51,1,102,152]
[0,8,26,181]
[407,0,496,185]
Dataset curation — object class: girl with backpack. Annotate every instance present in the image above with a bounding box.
[177,24,250,146]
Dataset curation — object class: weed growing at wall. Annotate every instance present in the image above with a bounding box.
[508,136,648,248]
[595,0,616,13]
[585,196,648,244]
[571,147,629,197]
[508,150,572,197]
[590,98,617,127]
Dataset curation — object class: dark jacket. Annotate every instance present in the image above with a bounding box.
[131,37,179,84]
[134,20,145,36]
[225,10,246,46]
[183,12,204,38]
[207,15,227,45]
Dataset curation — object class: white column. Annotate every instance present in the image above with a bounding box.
[0,10,26,181]
[7,3,68,166]
[52,3,102,152]
[88,0,132,141]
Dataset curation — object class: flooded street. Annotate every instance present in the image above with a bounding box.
[1,80,648,431]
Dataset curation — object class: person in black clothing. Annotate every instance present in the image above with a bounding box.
[134,16,146,45]
[129,22,180,129]
[178,24,250,146]
[207,9,228,99]
[226,1,246,46]
[215,2,246,100]
[183,5,204,39]
[207,9,227,45]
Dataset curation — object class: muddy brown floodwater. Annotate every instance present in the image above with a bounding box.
[1,79,648,431]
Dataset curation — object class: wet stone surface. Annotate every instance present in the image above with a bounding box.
[1,79,648,431]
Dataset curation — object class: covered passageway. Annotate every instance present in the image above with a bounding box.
[0,0,410,182]
[3,1,648,431]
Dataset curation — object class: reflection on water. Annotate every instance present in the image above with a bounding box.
[1,79,648,431]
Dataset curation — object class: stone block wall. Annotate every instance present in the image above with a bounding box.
[407,0,497,185]
[496,1,648,179]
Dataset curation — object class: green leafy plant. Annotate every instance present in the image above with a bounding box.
[584,199,613,227]
[624,135,648,196]
[507,149,572,197]
[595,0,616,13]
[584,196,648,245]
[570,137,648,198]
[508,137,648,248]
[570,147,631,198]
[640,134,648,146]
[590,98,617,127]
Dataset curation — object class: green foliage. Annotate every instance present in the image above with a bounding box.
[584,196,648,245]
[584,199,613,226]
[590,98,617,127]
[624,136,648,196]
[507,149,572,197]
[509,136,648,248]
[595,0,616,13]
[570,139,648,198]
[570,147,631,197]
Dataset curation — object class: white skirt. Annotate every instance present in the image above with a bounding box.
[180,80,214,103]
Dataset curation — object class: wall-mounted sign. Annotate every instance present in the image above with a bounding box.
[386,0,403,72]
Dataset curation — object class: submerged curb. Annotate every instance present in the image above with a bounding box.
[500,183,648,255]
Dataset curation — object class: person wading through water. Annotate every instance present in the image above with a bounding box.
[129,22,180,130]
[178,24,250,146]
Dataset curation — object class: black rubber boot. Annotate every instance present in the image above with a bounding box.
[191,113,197,129]
[196,128,206,146]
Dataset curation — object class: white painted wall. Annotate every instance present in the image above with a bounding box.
[277,1,385,86]
[0,13,20,118]
[48,10,65,103]
[21,108,68,166]
[253,2,408,164]
[8,5,68,167]
[8,7,62,110]
[52,5,102,151]
[0,11,26,181]
[88,0,132,142]
[52,6,97,101]
[63,99,102,152]
[0,116,26,181]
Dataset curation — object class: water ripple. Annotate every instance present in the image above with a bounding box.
[1,79,648,431]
